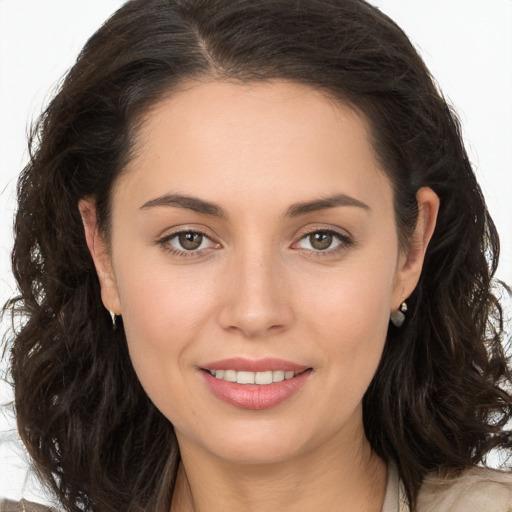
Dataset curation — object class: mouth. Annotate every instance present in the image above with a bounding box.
[200,358,312,410]
[205,369,305,385]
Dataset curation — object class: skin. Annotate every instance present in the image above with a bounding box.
[80,80,439,512]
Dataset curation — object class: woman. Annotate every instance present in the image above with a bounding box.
[2,0,511,511]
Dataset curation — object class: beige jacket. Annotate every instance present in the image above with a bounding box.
[0,500,56,512]
[383,465,512,512]
[2,466,512,511]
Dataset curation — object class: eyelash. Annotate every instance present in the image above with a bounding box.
[157,228,353,259]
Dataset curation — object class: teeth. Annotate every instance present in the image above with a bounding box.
[273,370,285,382]
[255,371,273,385]
[224,369,237,382]
[209,369,299,384]
[237,371,255,384]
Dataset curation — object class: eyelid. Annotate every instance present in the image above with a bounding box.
[155,222,218,239]
[294,224,353,241]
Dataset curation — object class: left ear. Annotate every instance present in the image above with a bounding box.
[392,187,440,309]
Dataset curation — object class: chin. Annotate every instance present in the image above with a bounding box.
[213,440,305,466]
[180,415,344,467]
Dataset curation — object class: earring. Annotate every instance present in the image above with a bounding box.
[390,301,407,328]
[109,311,117,329]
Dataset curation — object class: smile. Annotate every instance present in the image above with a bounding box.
[202,359,312,410]
[208,369,297,385]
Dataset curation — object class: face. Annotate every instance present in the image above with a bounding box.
[82,80,437,466]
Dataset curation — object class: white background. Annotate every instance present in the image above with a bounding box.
[0,0,511,503]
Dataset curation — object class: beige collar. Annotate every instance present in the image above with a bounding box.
[381,464,409,512]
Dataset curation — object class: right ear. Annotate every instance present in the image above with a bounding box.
[78,198,121,316]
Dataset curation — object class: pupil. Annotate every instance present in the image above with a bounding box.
[179,232,203,250]
[310,232,332,250]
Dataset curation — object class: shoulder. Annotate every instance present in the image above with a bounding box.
[417,466,512,512]
[0,499,57,512]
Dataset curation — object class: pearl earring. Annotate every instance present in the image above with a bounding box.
[390,301,407,328]
[109,311,117,329]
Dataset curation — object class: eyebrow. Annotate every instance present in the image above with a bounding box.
[140,194,227,218]
[139,192,370,218]
[285,193,370,217]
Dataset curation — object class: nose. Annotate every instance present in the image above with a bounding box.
[217,247,294,339]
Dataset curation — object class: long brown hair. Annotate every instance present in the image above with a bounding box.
[3,0,511,510]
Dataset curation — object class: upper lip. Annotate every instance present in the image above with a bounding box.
[202,357,310,373]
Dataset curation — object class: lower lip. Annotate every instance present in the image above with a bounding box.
[202,370,312,410]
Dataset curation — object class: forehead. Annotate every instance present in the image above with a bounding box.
[119,79,391,214]
[136,79,367,153]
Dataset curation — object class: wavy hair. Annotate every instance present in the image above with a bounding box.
[3,0,511,510]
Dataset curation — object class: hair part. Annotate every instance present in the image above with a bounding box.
[4,0,511,510]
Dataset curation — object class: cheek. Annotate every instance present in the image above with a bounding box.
[299,253,396,396]
[116,255,215,339]
[111,258,217,404]
[301,251,396,338]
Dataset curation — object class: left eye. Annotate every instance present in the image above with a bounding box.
[296,230,345,251]
[167,231,215,251]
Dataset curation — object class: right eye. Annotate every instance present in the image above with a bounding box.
[159,230,220,257]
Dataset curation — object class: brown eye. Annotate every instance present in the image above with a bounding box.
[178,232,204,250]
[295,229,349,254]
[309,231,334,250]
[160,229,218,257]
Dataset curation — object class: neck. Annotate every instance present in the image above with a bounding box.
[170,428,387,512]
